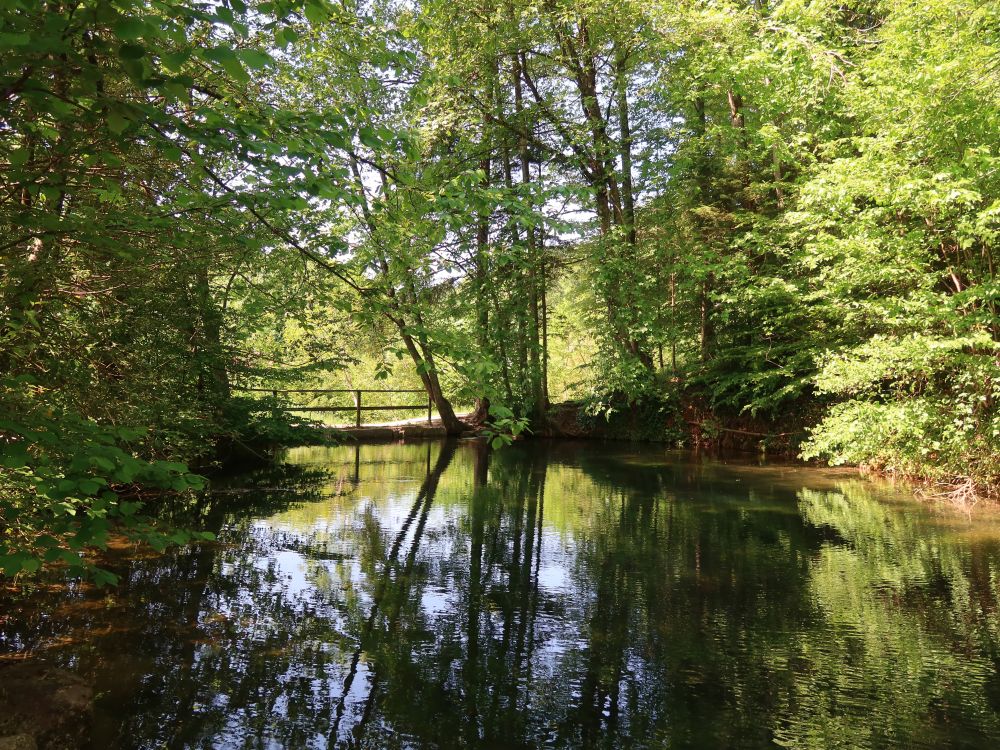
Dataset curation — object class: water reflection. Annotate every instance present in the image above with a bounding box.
[3,440,1000,749]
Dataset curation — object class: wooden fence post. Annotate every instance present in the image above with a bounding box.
[355,389,362,427]
[427,394,433,425]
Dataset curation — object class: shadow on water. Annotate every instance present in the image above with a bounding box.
[4,439,1000,749]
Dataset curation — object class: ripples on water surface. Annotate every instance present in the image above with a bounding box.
[3,440,1000,749]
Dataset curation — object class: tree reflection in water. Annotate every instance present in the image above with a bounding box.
[2,440,1000,749]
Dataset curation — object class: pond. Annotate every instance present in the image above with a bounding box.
[3,439,1000,749]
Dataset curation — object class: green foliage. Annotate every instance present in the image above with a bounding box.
[802,334,1000,487]
[578,390,686,444]
[221,395,335,449]
[0,0,362,579]
[598,0,1000,490]
[778,0,1000,489]
[4,0,1000,588]
[482,403,531,449]
[0,377,211,583]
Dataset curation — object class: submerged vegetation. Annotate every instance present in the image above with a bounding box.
[2,0,999,575]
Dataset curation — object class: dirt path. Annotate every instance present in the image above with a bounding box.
[323,413,477,440]
[321,412,471,429]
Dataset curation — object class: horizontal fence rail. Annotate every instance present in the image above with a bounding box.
[234,387,433,427]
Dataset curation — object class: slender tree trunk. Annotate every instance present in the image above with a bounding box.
[773,148,784,208]
[670,272,678,371]
[727,90,745,129]
[195,263,230,403]
[574,26,646,365]
[615,48,637,247]
[513,52,545,419]
[472,153,492,423]
[693,94,715,362]
[395,324,464,434]
[539,251,549,410]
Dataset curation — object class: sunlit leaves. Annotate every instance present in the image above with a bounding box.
[0,0,365,581]
[0,379,209,583]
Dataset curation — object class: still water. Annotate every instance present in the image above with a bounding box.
[4,439,1000,749]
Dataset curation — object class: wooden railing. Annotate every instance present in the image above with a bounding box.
[235,387,433,427]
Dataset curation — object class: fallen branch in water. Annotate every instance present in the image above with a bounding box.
[915,476,982,508]
[686,421,804,438]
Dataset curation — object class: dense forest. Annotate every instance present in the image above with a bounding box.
[2,0,999,578]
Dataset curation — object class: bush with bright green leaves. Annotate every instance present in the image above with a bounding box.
[1,379,212,584]
[801,334,1000,492]
[483,404,531,449]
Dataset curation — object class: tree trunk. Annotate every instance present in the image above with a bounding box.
[473,153,492,422]
[615,47,637,247]
[513,52,545,419]
[693,94,715,362]
[195,263,230,403]
[396,324,464,434]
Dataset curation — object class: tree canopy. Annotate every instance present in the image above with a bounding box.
[2,0,999,577]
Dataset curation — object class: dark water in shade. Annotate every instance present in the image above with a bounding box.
[4,440,1000,749]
